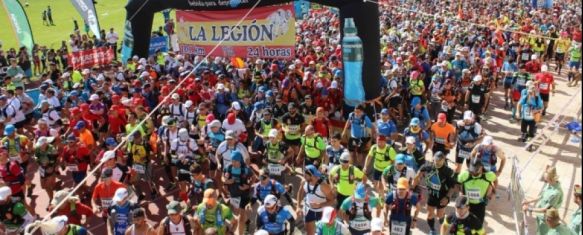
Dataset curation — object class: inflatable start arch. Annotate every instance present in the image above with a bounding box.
[125,0,381,100]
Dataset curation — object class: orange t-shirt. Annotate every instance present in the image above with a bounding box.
[92,180,126,208]
[431,123,456,149]
[78,129,95,148]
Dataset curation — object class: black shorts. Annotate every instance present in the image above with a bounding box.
[305,209,323,223]
[348,137,370,153]
[99,122,109,133]
[14,120,26,129]
[540,93,549,102]
[24,113,34,124]
[455,148,471,164]
[336,193,349,210]
[305,157,321,167]
[178,172,191,182]
[372,169,383,181]
[432,144,450,156]
[209,160,218,171]
[389,96,402,108]
[284,138,301,146]
[556,53,565,61]
[469,202,487,224]
[427,194,448,209]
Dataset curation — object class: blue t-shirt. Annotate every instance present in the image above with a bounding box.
[502,62,518,79]
[403,128,429,152]
[410,108,430,129]
[349,113,373,138]
[254,180,286,202]
[376,119,397,138]
[257,206,294,234]
[384,191,418,222]
[519,95,543,121]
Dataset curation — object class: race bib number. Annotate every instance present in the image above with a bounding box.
[5,226,19,233]
[435,137,446,145]
[133,164,145,174]
[391,221,407,235]
[267,164,284,176]
[230,197,241,208]
[539,83,549,90]
[467,189,481,201]
[458,150,471,159]
[430,182,441,191]
[516,79,526,86]
[471,95,481,104]
[524,107,534,120]
[441,103,449,111]
[101,199,112,208]
[350,220,371,231]
[67,164,79,172]
[287,125,300,135]
[522,53,530,61]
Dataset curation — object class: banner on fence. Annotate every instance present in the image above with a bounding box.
[176,4,295,58]
[509,156,528,235]
[149,36,168,55]
[68,47,114,69]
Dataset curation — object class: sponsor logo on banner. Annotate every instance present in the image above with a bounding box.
[68,47,114,69]
[149,36,168,55]
[176,4,295,59]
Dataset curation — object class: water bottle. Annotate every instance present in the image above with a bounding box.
[342,18,366,107]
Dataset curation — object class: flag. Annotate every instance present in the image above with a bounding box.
[457,0,463,19]
[2,0,34,55]
[70,0,101,39]
[120,20,134,65]
[231,57,245,69]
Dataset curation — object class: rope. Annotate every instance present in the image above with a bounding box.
[24,0,263,233]
[364,0,562,40]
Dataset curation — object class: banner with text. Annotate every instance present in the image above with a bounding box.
[176,4,295,59]
[68,47,114,69]
[149,36,168,55]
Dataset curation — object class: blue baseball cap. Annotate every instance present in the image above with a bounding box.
[410,117,420,126]
[231,150,243,163]
[3,124,15,135]
[105,137,117,147]
[381,108,389,115]
[66,134,77,143]
[75,120,86,130]
[69,91,79,97]
[305,165,321,178]
[354,183,367,199]
[395,154,406,164]
[411,97,421,107]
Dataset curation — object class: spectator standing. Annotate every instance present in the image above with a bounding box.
[106,28,119,60]
[47,6,54,26]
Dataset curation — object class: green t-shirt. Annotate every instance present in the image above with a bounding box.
[302,135,326,158]
[339,196,380,230]
[2,202,27,229]
[367,144,397,171]
[457,171,496,204]
[547,224,576,235]
[195,203,233,235]
[72,70,83,84]
[569,207,581,235]
[329,165,365,196]
[535,183,564,216]
[125,123,146,137]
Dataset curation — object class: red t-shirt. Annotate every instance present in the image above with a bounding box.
[536,72,554,94]
[525,61,541,73]
[61,144,91,172]
[108,115,126,136]
[56,202,94,225]
[311,118,330,138]
[0,160,24,194]
[92,180,126,208]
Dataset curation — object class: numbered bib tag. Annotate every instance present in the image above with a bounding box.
[458,150,471,159]
[471,95,481,104]
[101,199,112,208]
[5,226,19,233]
[350,220,371,231]
[524,107,534,120]
[391,221,407,235]
[430,182,441,191]
[287,125,300,135]
[441,103,449,111]
[435,137,446,145]
[522,53,530,61]
[67,164,79,172]
[467,189,481,201]
[516,79,526,86]
[483,163,493,172]
[230,197,241,208]
[267,164,284,176]
[133,164,146,174]
[539,83,549,90]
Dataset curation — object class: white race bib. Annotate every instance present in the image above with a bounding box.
[522,53,530,61]
[471,95,481,104]
[101,199,112,208]
[458,150,471,159]
[391,221,407,235]
[539,83,549,90]
[267,164,284,176]
[467,189,481,201]
[230,197,241,208]
[430,182,441,191]
[133,164,145,174]
[516,79,526,86]
[350,220,371,231]
[287,125,300,135]
[67,164,79,172]
[435,137,446,145]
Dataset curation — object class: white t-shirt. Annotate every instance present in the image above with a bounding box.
[106,32,119,44]
[222,118,246,136]
[215,141,249,168]
[170,138,198,156]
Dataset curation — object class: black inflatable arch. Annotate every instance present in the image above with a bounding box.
[126,0,380,100]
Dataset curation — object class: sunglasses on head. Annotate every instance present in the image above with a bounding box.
[340,160,349,164]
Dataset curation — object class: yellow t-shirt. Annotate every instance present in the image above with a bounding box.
[329,165,365,196]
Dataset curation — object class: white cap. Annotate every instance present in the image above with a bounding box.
[263,194,278,207]
[112,188,128,203]
[140,71,150,78]
[89,94,100,101]
[137,65,144,71]
[178,128,189,139]
[171,93,180,100]
[121,97,131,106]
[268,129,279,138]
[82,69,91,75]
[340,151,351,162]
[473,75,482,82]
[288,65,296,70]
[482,135,493,145]
[132,55,139,60]
[138,58,147,64]
[40,215,68,235]
[320,206,336,223]
[331,80,338,89]
[463,110,474,121]
[61,72,71,78]
[0,186,11,201]
[254,230,269,235]
[184,100,193,108]
[100,150,116,163]
[217,83,225,90]
[210,120,222,128]
[231,101,241,110]
[541,65,548,72]
[406,136,416,144]
[371,217,383,232]
[531,54,538,60]
[525,80,534,88]
[35,136,55,148]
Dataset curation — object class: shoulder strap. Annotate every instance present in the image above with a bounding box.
[348,166,354,184]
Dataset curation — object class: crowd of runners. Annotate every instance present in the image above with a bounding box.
[0,0,582,234]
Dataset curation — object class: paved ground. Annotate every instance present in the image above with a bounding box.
[24,66,582,235]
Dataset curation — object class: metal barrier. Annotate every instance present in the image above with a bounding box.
[508,156,529,235]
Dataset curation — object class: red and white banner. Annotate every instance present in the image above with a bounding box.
[68,47,114,69]
[176,4,295,59]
